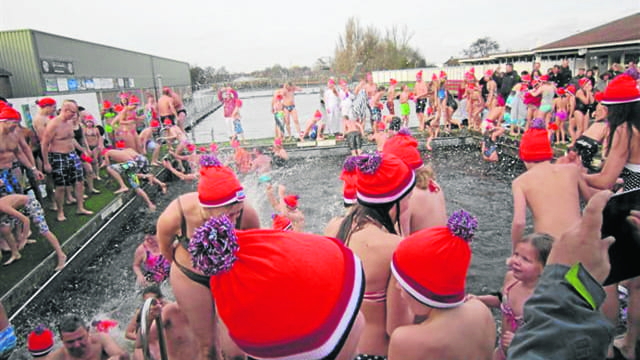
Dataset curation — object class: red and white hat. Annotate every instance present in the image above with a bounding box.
[392,210,477,308]
[314,110,323,119]
[340,156,358,205]
[355,152,415,205]
[272,214,293,231]
[197,155,245,207]
[199,221,364,360]
[0,106,21,122]
[36,98,56,107]
[578,77,590,88]
[283,195,299,210]
[519,118,553,162]
[27,325,55,357]
[129,95,141,105]
[382,129,423,169]
[601,74,640,105]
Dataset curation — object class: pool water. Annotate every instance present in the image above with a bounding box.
[8,144,527,358]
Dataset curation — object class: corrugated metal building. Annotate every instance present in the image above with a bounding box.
[0,29,190,99]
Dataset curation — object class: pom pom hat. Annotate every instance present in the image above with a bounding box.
[382,131,423,170]
[283,195,298,209]
[519,118,553,162]
[392,210,478,308]
[27,324,55,357]
[601,74,640,105]
[272,214,292,231]
[207,225,364,360]
[341,156,358,205]
[355,152,415,205]
[198,154,245,207]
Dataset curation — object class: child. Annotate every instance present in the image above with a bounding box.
[231,99,246,145]
[399,85,411,127]
[551,87,569,144]
[343,115,364,156]
[265,184,305,232]
[0,193,66,269]
[511,118,597,250]
[300,110,325,141]
[470,233,553,360]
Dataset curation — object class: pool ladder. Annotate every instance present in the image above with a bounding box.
[140,298,169,360]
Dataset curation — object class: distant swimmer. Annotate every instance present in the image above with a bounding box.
[414,71,429,131]
[218,86,239,140]
[158,87,178,127]
[168,87,187,130]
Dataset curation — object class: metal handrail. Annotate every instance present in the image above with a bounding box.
[140,298,169,360]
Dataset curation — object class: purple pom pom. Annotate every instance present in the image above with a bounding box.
[34,324,46,334]
[189,215,239,276]
[530,118,546,130]
[343,156,358,172]
[447,209,478,242]
[624,67,640,80]
[398,127,412,136]
[199,154,222,168]
[356,152,382,175]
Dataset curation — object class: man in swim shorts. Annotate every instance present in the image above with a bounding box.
[168,87,187,130]
[41,100,93,222]
[414,71,429,131]
[343,115,364,156]
[282,82,303,139]
[158,87,178,127]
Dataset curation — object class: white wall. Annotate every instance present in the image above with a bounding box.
[8,92,100,128]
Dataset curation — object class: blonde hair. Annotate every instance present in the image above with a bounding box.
[415,165,435,190]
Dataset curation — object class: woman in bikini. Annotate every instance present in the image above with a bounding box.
[552,87,570,144]
[571,78,594,146]
[157,154,260,360]
[132,225,170,286]
[470,233,553,360]
[324,152,415,360]
[113,95,143,153]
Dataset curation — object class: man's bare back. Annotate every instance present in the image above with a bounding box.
[157,95,176,117]
[170,93,184,111]
[512,162,591,245]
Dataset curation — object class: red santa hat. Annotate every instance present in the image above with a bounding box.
[539,74,549,81]
[27,324,55,357]
[376,121,386,131]
[594,91,604,103]
[36,98,56,108]
[0,107,21,122]
[102,100,112,109]
[556,87,566,96]
[129,95,141,105]
[162,86,172,95]
[392,210,477,308]
[195,220,364,360]
[339,78,348,86]
[236,99,243,108]
[382,130,423,169]
[431,73,438,81]
[521,74,532,83]
[283,195,299,209]
[566,85,577,95]
[328,78,336,86]
[485,69,493,77]
[439,71,447,79]
[150,119,160,128]
[314,110,323,119]
[519,118,553,162]
[341,156,358,205]
[115,140,126,149]
[389,78,397,85]
[355,152,415,205]
[578,77,590,88]
[197,154,245,207]
[272,214,293,231]
[114,104,124,112]
[601,74,640,105]
[416,70,423,79]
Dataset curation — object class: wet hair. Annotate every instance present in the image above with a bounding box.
[141,285,163,299]
[336,202,396,244]
[57,314,87,335]
[518,233,554,265]
[605,101,640,157]
[520,70,529,76]
[415,165,435,190]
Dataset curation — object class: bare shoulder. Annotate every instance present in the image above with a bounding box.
[240,202,261,230]
[389,325,424,360]
[46,348,65,360]
[324,216,343,237]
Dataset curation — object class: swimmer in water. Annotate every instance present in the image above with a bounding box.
[266,184,305,232]
[47,314,128,360]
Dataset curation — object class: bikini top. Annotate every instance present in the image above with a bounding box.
[143,247,171,282]
[500,281,524,331]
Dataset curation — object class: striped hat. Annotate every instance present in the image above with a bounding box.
[197,155,245,207]
[355,152,415,205]
[203,223,364,360]
[340,156,358,205]
[392,210,477,308]
[0,106,21,122]
[272,214,292,231]
[27,325,54,357]
[602,74,640,105]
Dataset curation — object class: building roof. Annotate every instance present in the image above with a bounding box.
[0,68,12,77]
[536,13,640,52]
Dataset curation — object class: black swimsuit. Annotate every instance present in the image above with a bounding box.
[173,197,245,288]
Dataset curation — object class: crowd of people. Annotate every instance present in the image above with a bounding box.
[0,58,638,360]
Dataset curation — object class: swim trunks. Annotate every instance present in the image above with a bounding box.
[233,119,244,134]
[160,114,176,125]
[400,103,410,116]
[0,326,16,360]
[111,156,149,189]
[352,90,370,121]
[48,152,84,187]
[574,135,599,169]
[25,194,50,234]
[274,112,285,133]
[370,107,382,122]
[0,168,21,196]
[284,105,295,112]
[415,98,427,113]
[346,131,362,151]
[556,110,568,122]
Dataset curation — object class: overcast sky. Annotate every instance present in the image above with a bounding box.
[1,0,637,73]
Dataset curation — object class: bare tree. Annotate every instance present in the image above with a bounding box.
[462,37,500,58]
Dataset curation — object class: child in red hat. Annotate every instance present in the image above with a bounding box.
[570,76,595,147]
[156,154,261,360]
[325,152,415,359]
[389,210,496,360]
[266,184,305,232]
[300,110,325,141]
[512,118,597,250]
[343,115,365,155]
